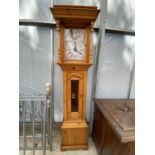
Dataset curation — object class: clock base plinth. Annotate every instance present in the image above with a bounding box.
[61,120,88,151]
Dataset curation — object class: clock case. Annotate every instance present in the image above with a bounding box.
[50,5,100,151]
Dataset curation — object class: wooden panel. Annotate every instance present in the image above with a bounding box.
[63,71,67,120]
[92,105,105,154]
[82,71,87,119]
[64,71,86,120]
[101,122,115,155]
[63,71,87,120]
[61,121,88,150]
[59,63,92,71]
[62,128,87,145]
[61,144,88,151]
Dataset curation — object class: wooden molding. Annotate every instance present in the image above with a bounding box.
[50,5,100,27]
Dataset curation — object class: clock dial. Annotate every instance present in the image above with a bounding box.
[64,29,86,60]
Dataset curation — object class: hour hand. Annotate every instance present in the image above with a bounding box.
[73,42,77,52]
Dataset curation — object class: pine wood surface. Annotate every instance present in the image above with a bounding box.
[50,5,100,150]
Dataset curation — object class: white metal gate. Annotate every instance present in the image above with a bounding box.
[19,89,52,155]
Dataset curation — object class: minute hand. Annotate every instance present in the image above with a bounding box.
[74,41,77,52]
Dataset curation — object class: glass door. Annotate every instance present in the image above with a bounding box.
[66,72,83,120]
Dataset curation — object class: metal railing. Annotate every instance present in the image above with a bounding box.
[19,84,52,155]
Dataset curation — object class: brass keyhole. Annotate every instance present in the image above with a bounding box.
[72,93,76,99]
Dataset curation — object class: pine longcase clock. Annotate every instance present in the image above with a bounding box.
[50,5,100,150]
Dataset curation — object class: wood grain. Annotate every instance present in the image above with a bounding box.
[50,5,100,150]
[92,99,135,155]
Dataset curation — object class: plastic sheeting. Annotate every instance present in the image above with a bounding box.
[106,0,135,30]
[19,0,53,22]
[95,32,135,99]
[53,0,100,8]
[86,32,98,121]
[130,70,135,99]
[19,26,52,96]
[53,30,63,122]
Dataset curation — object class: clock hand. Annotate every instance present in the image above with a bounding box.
[74,42,77,52]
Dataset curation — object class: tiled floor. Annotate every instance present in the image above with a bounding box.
[19,127,98,155]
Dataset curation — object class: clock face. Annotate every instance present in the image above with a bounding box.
[64,29,86,60]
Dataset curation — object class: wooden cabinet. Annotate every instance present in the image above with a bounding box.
[92,99,135,155]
